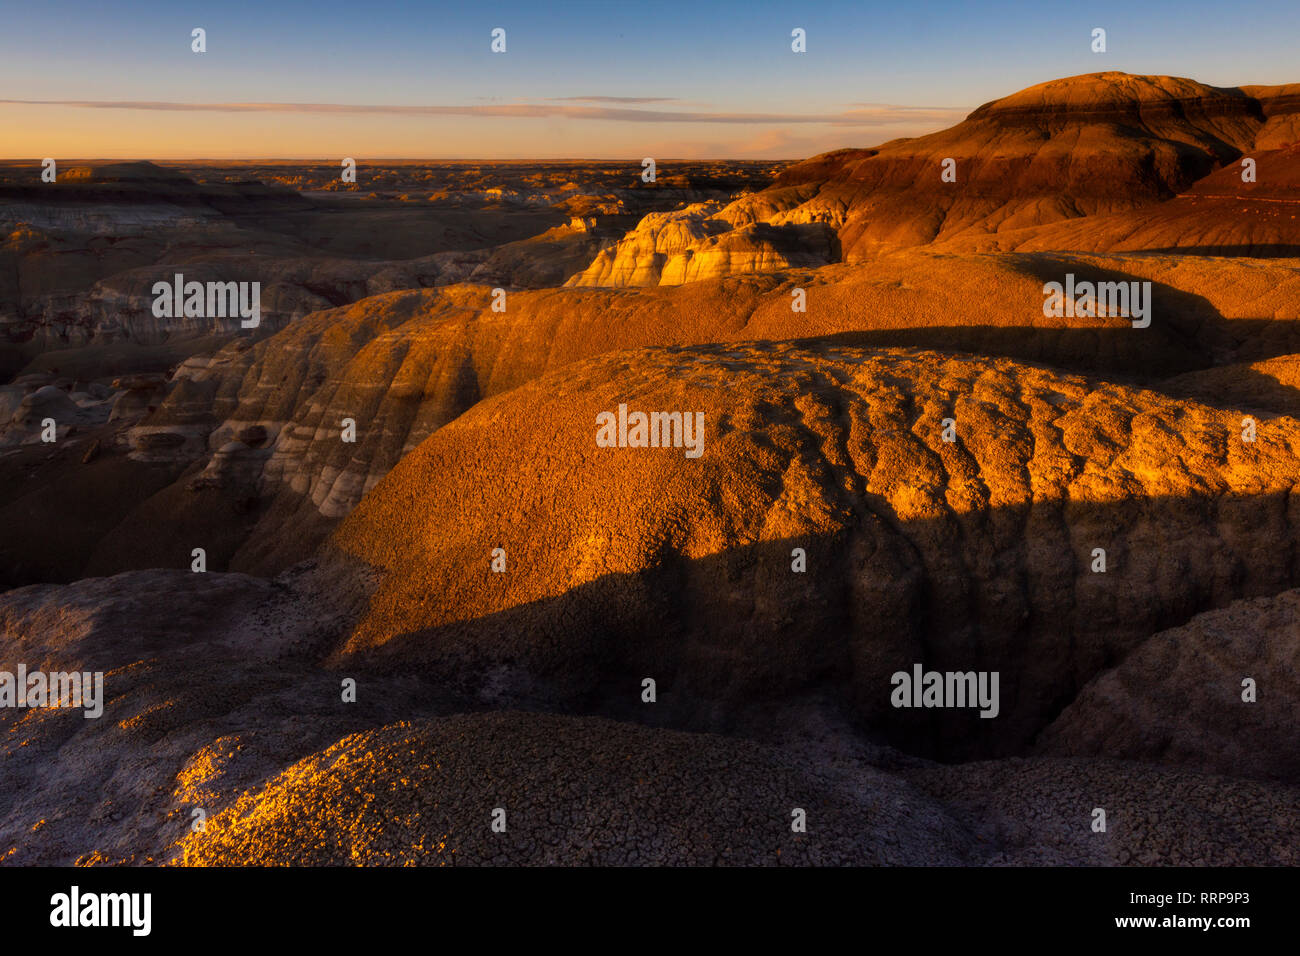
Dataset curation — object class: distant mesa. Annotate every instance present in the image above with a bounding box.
[59,161,196,185]
[569,72,1300,286]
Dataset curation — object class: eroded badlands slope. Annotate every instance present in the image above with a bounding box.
[950,143,1300,256]
[326,344,1300,760]
[35,249,1297,583]
[2,70,1299,867]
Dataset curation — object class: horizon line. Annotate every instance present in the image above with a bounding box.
[0,156,815,163]
[0,99,971,127]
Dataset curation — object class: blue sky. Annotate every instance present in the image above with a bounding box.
[1,0,1296,157]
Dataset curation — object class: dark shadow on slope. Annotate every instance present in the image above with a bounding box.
[326,487,1300,781]
[796,257,1300,415]
[1131,244,1300,258]
[791,326,1204,379]
[1159,363,1300,420]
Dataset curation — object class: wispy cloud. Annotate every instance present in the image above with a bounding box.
[0,99,968,127]
[546,96,681,104]
[840,104,974,125]
[848,102,972,111]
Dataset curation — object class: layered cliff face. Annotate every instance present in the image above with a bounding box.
[566,203,733,286]
[949,143,1300,256]
[568,73,1300,287]
[565,202,838,287]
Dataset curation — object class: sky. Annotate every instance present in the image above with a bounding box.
[1,0,1296,159]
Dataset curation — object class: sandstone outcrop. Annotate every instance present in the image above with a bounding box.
[565,203,837,287]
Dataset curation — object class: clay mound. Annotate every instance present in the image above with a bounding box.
[177,711,969,866]
[327,343,1300,758]
[120,252,1226,576]
[908,758,1298,866]
[1034,591,1300,784]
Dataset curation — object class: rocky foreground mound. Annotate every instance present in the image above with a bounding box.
[1036,590,1300,783]
[178,712,1296,867]
[0,569,1294,866]
[176,712,968,866]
